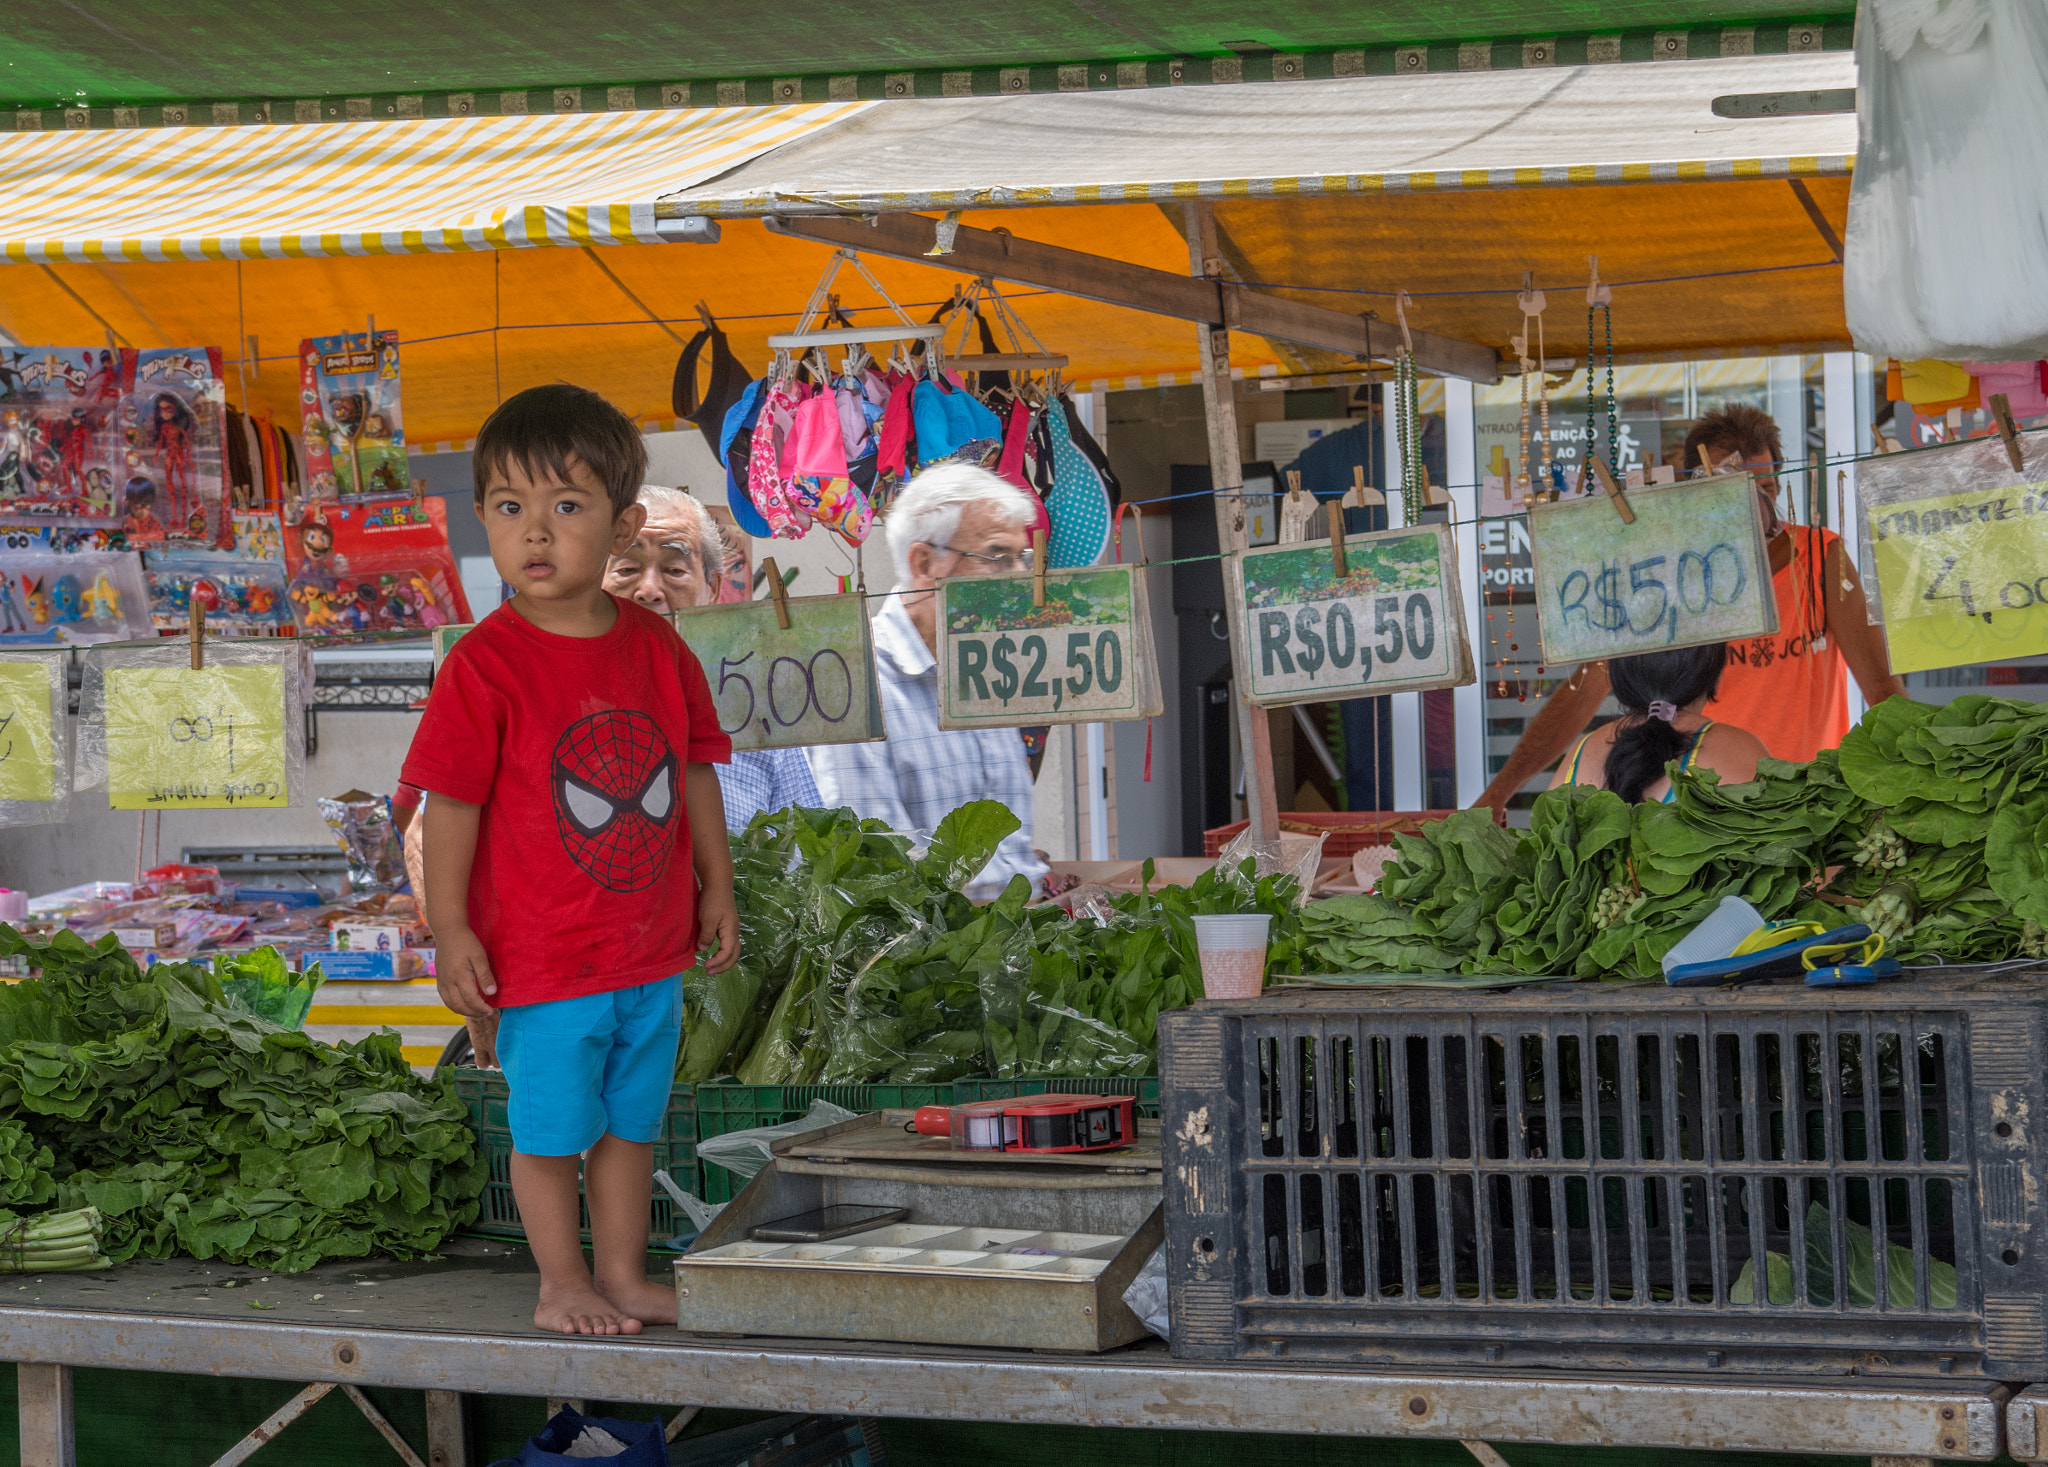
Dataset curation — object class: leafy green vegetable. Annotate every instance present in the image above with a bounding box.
[1732,1201,1956,1308]
[0,1206,109,1273]
[0,1116,54,1208]
[212,946,325,1031]
[0,926,483,1272]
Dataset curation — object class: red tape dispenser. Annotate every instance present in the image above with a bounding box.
[911,1094,1137,1154]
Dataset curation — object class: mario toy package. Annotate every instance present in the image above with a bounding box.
[300,332,408,504]
[119,348,231,549]
[0,346,125,524]
[283,498,470,636]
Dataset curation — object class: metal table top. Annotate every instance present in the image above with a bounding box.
[0,1237,2010,1460]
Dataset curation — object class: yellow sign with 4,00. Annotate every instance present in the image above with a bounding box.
[1866,480,2048,674]
[104,665,289,809]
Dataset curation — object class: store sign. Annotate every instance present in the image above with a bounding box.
[1526,472,1776,665]
[0,660,57,802]
[103,664,289,809]
[1228,523,1473,707]
[672,594,883,750]
[1857,436,2048,673]
[937,565,1162,727]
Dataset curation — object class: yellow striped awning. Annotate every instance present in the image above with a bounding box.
[0,101,869,263]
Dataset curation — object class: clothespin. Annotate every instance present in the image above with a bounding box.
[1343,464,1385,509]
[1697,443,1718,477]
[1990,392,2024,472]
[1325,501,1348,579]
[1588,455,1636,524]
[761,556,790,629]
[366,314,377,349]
[189,607,205,670]
[246,334,260,379]
[1284,469,1309,508]
[1422,470,1449,509]
[1395,291,1416,357]
[1585,256,1612,307]
[1517,271,1546,317]
[1869,420,1893,455]
[925,211,963,257]
[1032,528,1047,608]
[695,300,715,331]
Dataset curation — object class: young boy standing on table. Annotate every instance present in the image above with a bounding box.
[404,384,737,1335]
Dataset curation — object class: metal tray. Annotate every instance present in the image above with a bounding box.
[678,1141,1163,1353]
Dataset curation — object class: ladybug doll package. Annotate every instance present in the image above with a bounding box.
[282,498,471,636]
[0,346,125,524]
[118,348,233,550]
[299,332,409,504]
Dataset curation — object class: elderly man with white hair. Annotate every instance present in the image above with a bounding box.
[806,463,1049,900]
[604,484,821,830]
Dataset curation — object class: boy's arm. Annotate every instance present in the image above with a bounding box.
[685,763,739,975]
[422,794,498,1018]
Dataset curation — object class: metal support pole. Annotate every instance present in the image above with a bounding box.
[17,1362,75,1467]
[1444,376,1487,807]
[1183,201,1278,843]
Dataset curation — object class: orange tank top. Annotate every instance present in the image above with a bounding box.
[1704,523,1849,763]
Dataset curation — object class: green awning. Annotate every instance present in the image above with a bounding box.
[6,3,1851,127]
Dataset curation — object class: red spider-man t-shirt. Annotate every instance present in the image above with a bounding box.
[401,597,732,1007]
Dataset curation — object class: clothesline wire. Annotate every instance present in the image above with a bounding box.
[65,416,2037,650]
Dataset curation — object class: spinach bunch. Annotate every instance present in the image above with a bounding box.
[0,927,484,1271]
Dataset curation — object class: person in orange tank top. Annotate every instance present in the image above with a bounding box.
[1478,404,1909,815]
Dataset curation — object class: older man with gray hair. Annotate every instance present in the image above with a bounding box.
[604,484,821,830]
[806,463,1049,900]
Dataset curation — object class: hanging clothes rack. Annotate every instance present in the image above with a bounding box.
[939,276,1069,382]
[766,249,945,357]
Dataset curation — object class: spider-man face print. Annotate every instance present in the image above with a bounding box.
[551,710,678,893]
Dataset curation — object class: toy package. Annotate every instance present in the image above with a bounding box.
[0,549,152,644]
[283,497,470,635]
[142,510,292,637]
[119,348,232,549]
[0,345,125,524]
[299,332,408,503]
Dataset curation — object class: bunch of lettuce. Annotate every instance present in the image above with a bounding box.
[0,927,484,1271]
[677,801,1020,1085]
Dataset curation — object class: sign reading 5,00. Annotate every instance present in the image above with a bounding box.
[1230,522,1473,707]
[671,593,884,750]
[938,565,1162,728]
[1526,472,1777,665]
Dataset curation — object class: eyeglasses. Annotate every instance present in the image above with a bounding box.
[931,542,1034,573]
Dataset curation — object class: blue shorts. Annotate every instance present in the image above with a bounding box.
[498,975,684,1157]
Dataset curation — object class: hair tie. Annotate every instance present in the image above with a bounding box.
[1647,700,1679,722]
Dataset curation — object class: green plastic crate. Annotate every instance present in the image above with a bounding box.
[452,1067,697,1241]
[952,1076,1161,1119]
[693,1079,951,1202]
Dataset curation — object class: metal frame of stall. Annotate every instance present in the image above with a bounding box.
[0,1294,2021,1465]
[0,86,1927,1467]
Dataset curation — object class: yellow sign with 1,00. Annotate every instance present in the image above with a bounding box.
[103,664,289,809]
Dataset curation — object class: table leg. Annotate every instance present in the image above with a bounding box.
[17,1362,76,1467]
[425,1389,469,1467]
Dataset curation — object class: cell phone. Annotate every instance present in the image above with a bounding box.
[749,1205,910,1243]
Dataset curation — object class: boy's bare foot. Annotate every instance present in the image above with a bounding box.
[536,1282,644,1336]
[596,1273,679,1326]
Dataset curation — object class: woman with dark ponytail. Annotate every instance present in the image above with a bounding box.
[1548,643,1769,803]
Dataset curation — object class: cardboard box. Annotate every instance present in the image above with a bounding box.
[331,923,421,952]
[311,948,426,980]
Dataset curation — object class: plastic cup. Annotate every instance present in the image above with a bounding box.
[1191,914,1273,1000]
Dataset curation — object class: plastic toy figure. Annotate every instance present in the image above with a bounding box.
[245,581,276,617]
[46,410,91,499]
[84,349,119,404]
[408,573,451,628]
[22,577,50,625]
[290,583,340,630]
[0,412,23,499]
[49,576,81,623]
[122,477,163,540]
[149,392,196,521]
[0,578,28,634]
[80,573,122,621]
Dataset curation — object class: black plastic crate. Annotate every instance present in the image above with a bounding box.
[1158,977,2048,1377]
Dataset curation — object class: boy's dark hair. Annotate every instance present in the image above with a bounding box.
[1604,642,1728,803]
[472,384,647,517]
[1682,403,1783,477]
